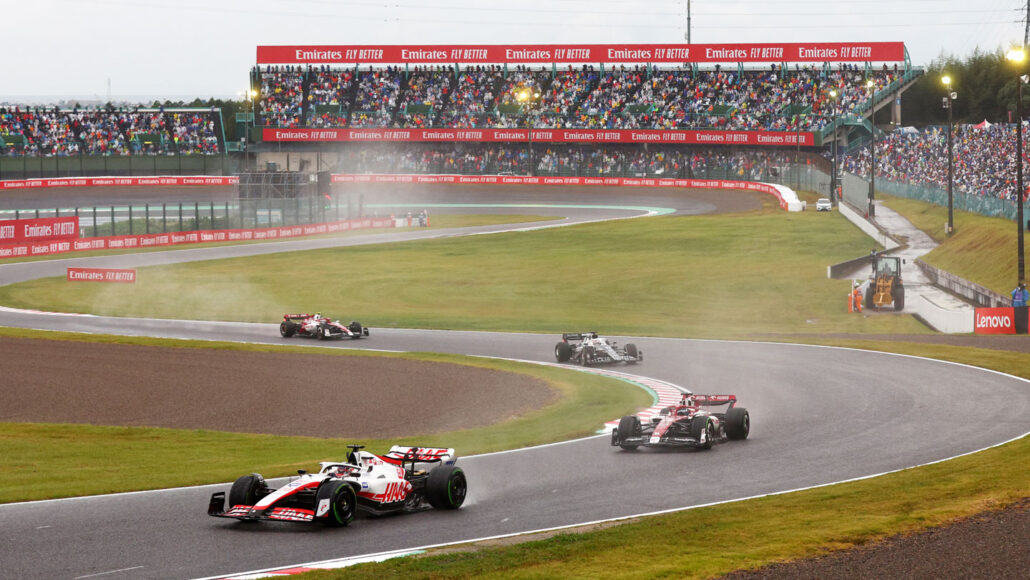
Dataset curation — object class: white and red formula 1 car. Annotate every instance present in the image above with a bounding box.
[208,445,467,526]
[611,393,750,451]
[554,332,642,366]
[279,313,369,340]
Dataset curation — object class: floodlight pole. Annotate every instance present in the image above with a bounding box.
[946,91,955,235]
[1018,78,1026,283]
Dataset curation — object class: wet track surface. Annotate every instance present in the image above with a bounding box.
[1,186,1028,579]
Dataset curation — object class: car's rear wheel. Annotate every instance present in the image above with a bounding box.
[426,465,467,509]
[617,415,641,450]
[625,343,639,363]
[279,322,294,338]
[228,473,266,507]
[690,416,714,450]
[581,346,594,367]
[315,481,356,526]
[725,407,750,440]
[555,341,572,362]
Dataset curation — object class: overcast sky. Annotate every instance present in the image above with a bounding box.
[4,0,1026,102]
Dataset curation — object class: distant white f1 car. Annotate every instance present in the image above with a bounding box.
[208,445,466,527]
[554,332,642,366]
[279,313,369,340]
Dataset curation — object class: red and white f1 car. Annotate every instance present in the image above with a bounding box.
[208,445,467,526]
[279,313,369,340]
[611,393,749,451]
[554,332,642,366]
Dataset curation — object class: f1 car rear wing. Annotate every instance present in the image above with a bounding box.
[283,313,313,320]
[562,332,599,342]
[382,446,456,467]
[692,394,738,408]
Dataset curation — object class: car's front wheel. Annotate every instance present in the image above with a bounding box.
[617,415,641,450]
[580,346,594,367]
[690,416,715,450]
[426,465,467,509]
[624,343,639,363]
[228,473,267,507]
[315,480,356,527]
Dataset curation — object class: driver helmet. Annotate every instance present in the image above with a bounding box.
[314,312,322,320]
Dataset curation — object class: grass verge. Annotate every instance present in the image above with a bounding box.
[0,206,926,337]
[299,339,1030,579]
[0,327,651,504]
[880,194,1027,295]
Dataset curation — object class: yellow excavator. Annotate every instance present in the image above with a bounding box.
[865,254,905,311]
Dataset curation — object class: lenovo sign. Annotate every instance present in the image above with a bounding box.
[974,308,1016,335]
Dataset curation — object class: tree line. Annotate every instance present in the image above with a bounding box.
[893,48,1030,128]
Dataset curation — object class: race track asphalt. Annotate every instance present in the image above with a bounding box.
[1,186,1028,580]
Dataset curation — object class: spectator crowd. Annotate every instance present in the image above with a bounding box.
[0,107,222,156]
[250,63,904,132]
[841,122,1030,202]
[342,143,796,180]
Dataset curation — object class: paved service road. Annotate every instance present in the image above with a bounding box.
[1,187,1028,579]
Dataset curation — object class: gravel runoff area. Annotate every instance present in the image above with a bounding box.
[0,336,555,438]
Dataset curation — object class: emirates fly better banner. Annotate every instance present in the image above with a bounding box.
[0,217,79,244]
[263,128,814,146]
[257,43,906,64]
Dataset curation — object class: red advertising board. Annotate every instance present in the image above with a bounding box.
[67,268,137,283]
[0,217,397,260]
[0,216,79,244]
[0,176,238,191]
[257,43,906,64]
[973,307,1016,335]
[330,173,792,210]
[263,128,814,146]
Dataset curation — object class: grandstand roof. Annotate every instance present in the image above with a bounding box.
[257,42,907,65]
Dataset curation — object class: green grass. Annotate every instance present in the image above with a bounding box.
[0,213,556,264]
[0,207,926,337]
[881,195,1027,295]
[301,339,1030,580]
[0,328,651,503]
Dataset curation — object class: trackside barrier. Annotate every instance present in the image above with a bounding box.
[0,176,238,190]
[0,217,396,260]
[332,173,805,212]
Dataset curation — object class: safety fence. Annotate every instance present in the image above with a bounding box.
[0,215,395,260]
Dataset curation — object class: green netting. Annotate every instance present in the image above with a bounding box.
[496,104,522,115]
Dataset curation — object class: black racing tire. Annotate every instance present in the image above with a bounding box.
[690,416,714,450]
[617,415,641,451]
[426,465,467,510]
[316,324,326,340]
[555,341,572,362]
[279,322,295,338]
[315,480,356,526]
[725,407,750,440]
[348,321,364,338]
[894,286,905,311]
[581,345,595,367]
[865,285,875,309]
[624,343,639,364]
[228,473,266,507]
